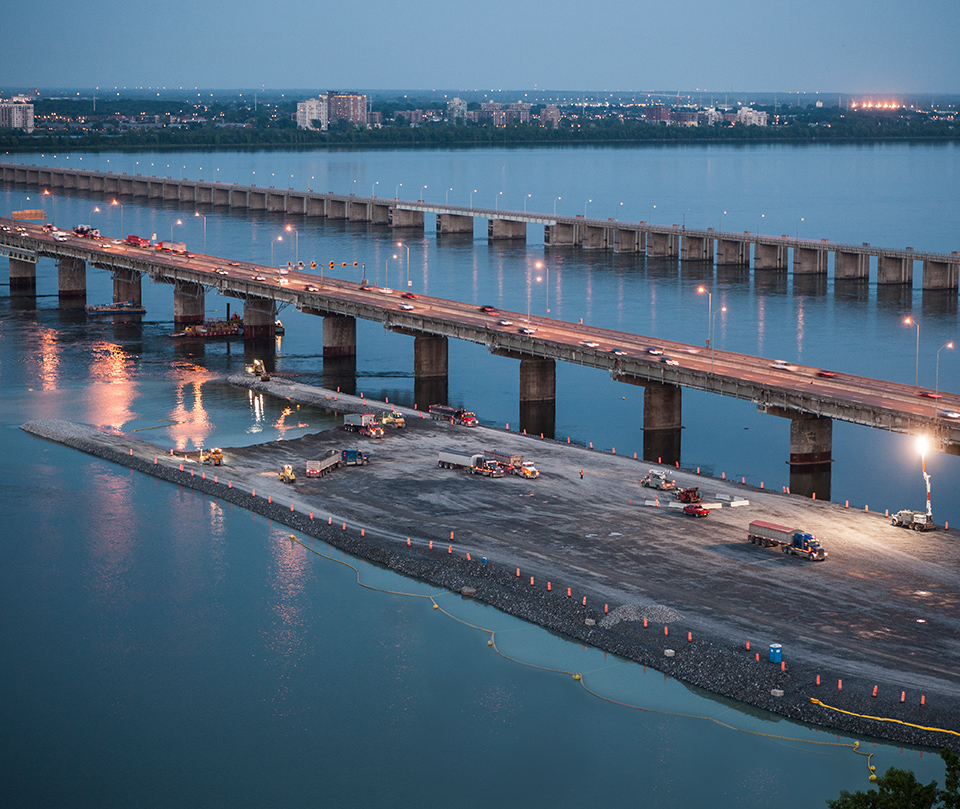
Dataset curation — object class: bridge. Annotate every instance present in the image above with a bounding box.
[2,162,959,291]
[3,217,958,502]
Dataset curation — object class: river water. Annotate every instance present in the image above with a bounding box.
[2,143,956,806]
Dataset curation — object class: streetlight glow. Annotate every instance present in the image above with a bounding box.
[112,199,123,240]
[194,211,206,254]
[905,317,920,386]
[285,224,299,265]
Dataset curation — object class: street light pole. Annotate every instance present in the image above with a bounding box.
[554,196,561,215]
[271,235,282,267]
[905,317,920,386]
[397,241,410,287]
[171,218,181,242]
[194,211,206,254]
[935,341,954,419]
[446,187,453,204]
[385,254,397,290]
[524,193,531,213]
[90,206,100,226]
[649,204,656,223]
[711,307,727,373]
[719,210,726,234]
[536,261,549,316]
[420,184,427,201]
[112,199,124,240]
[471,189,477,209]
[285,225,299,265]
[796,217,804,240]
[757,213,764,236]
[698,286,712,347]
[44,189,55,224]
[584,198,592,218]
[495,191,502,212]
[372,181,379,197]
[395,183,402,199]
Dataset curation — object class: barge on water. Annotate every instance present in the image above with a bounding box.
[169,318,284,340]
[85,300,146,315]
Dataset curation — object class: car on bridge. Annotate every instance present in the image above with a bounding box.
[399,303,415,311]
[770,360,798,371]
[917,390,943,399]
[306,285,319,292]
[581,340,600,348]
[479,305,498,314]
[360,285,373,291]
[499,319,513,326]
[254,275,267,281]
[816,370,838,378]
[608,348,627,356]
[941,410,960,419]
[661,356,679,366]
[519,327,535,335]
[402,292,418,299]
[645,346,663,355]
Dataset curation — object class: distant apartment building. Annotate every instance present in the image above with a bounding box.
[540,105,561,128]
[446,97,467,120]
[0,102,34,133]
[296,97,328,131]
[327,92,368,126]
[736,107,768,126]
[296,92,368,131]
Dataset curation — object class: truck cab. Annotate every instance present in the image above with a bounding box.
[791,532,827,560]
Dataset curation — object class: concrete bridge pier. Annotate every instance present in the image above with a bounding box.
[716,237,750,266]
[755,241,788,271]
[642,383,682,466]
[834,249,869,280]
[680,233,715,262]
[519,357,556,438]
[544,222,578,246]
[614,227,644,253]
[413,335,448,407]
[390,207,425,231]
[580,225,607,250]
[57,257,86,301]
[437,213,474,235]
[488,219,526,241]
[793,246,828,275]
[762,406,833,499]
[922,255,960,290]
[113,269,143,308]
[173,282,205,327]
[647,231,678,258]
[322,314,356,358]
[9,257,37,293]
[243,297,277,341]
[878,253,914,285]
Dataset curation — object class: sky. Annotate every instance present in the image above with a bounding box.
[2,0,958,94]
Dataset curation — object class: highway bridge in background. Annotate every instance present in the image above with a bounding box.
[2,161,959,291]
[3,217,958,504]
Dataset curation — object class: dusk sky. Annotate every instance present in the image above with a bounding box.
[3,0,958,93]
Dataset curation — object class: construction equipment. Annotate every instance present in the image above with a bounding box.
[675,487,701,503]
[278,464,296,484]
[380,411,405,428]
[306,450,341,477]
[343,413,385,438]
[890,509,935,531]
[244,359,270,381]
[641,469,676,490]
[199,447,223,466]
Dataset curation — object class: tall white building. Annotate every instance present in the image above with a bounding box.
[446,97,467,120]
[0,102,34,133]
[296,97,328,131]
[736,107,768,127]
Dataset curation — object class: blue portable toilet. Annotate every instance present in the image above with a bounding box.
[769,643,783,664]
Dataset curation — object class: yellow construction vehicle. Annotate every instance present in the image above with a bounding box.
[380,411,405,428]
[244,359,270,381]
[199,447,223,466]
[278,464,296,484]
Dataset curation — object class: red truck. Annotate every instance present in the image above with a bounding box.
[125,234,151,247]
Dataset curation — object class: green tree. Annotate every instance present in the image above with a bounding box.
[827,750,960,809]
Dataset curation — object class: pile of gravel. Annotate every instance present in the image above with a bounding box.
[600,603,684,629]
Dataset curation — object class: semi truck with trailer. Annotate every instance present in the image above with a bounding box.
[343,413,385,438]
[428,404,479,427]
[437,449,504,477]
[747,520,827,560]
[485,449,540,478]
[306,450,342,477]
[341,449,370,466]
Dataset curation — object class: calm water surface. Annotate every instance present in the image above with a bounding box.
[1,143,956,806]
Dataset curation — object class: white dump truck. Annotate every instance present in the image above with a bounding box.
[306,449,341,477]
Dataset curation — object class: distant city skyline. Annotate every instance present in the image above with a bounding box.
[2,0,957,94]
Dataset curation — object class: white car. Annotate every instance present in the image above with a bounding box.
[941,410,960,420]
[770,360,798,371]
[519,327,536,335]
[661,356,679,366]
[581,340,600,348]
[399,303,414,310]
[499,319,513,326]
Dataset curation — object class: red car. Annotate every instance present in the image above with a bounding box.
[917,391,943,399]
[816,370,838,378]
[402,292,418,299]
[683,504,710,518]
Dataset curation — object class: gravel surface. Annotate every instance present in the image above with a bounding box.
[20,374,960,751]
